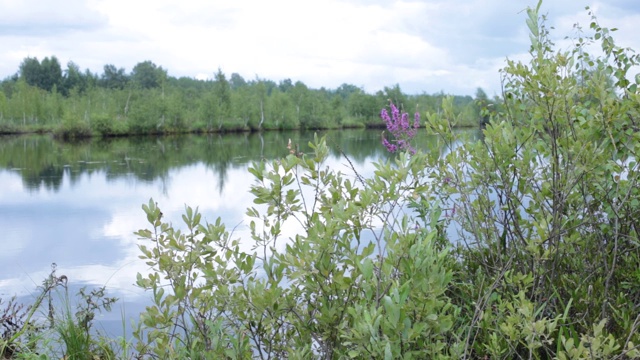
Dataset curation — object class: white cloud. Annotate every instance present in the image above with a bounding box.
[1,0,639,95]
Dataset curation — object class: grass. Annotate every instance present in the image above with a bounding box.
[0,264,126,360]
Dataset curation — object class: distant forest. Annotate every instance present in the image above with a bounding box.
[0,56,494,137]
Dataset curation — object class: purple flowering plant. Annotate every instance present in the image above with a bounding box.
[380,102,420,154]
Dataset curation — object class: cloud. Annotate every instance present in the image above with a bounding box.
[0,0,639,95]
[0,0,107,36]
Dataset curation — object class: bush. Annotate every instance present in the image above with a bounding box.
[425,1,640,357]
[132,2,640,358]
[53,115,93,139]
[93,114,129,136]
[134,136,461,358]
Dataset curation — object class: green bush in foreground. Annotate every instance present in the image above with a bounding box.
[133,2,640,359]
[135,139,458,358]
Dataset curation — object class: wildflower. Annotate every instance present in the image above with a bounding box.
[380,102,420,153]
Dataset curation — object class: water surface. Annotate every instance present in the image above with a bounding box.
[0,129,477,334]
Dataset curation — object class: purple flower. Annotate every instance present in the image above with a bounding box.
[382,136,397,152]
[380,101,420,153]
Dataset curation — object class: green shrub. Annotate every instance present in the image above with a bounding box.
[93,114,130,136]
[53,115,92,139]
[134,136,460,358]
[425,1,640,357]
[131,2,640,358]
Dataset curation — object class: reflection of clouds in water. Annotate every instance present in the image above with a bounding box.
[0,169,155,299]
[0,151,389,303]
[239,153,387,258]
[0,171,23,199]
[59,263,148,299]
[0,221,30,259]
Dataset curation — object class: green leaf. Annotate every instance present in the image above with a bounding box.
[360,258,374,280]
[384,342,392,360]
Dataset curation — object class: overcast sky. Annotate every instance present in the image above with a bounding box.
[1,0,639,96]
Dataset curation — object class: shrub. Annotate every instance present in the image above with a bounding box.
[132,2,640,358]
[134,135,459,358]
[425,1,640,357]
[54,115,93,139]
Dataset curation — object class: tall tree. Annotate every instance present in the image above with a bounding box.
[212,68,231,128]
[39,56,63,92]
[19,57,42,89]
[278,78,293,93]
[61,61,86,95]
[229,73,247,90]
[335,83,360,100]
[131,61,166,89]
[18,56,63,92]
[101,64,129,89]
[251,77,268,130]
[382,84,407,109]
[290,81,309,126]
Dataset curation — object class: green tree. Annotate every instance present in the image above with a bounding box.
[267,88,296,129]
[19,57,43,89]
[278,78,293,93]
[130,61,166,89]
[229,72,247,90]
[335,83,360,100]
[0,91,6,122]
[39,56,63,92]
[250,77,268,130]
[211,68,232,129]
[347,90,379,126]
[18,56,63,92]
[100,64,129,90]
[382,84,407,109]
[61,61,87,95]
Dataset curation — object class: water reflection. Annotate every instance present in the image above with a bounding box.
[0,129,480,330]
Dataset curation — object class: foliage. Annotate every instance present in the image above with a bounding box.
[130,2,640,358]
[424,1,640,358]
[54,286,118,360]
[131,61,166,90]
[53,115,93,139]
[3,2,640,359]
[0,264,71,358]
[101,65,129,90]
[133,135,458,359]
[1,297,33,358]
[19,56,63,93]
[1,60,485,135]
[0,265,121,360]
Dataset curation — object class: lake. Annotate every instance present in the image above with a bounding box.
[0,128,478,335]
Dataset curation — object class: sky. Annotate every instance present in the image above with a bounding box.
[1,0,640,97]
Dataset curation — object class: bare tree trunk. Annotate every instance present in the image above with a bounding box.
[259,100,265,130]
[85,98,91,124]
[124,91,132,116]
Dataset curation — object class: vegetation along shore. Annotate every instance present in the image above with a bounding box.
[0,56,490,138]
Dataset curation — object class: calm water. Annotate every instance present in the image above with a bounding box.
[0,129,478,334]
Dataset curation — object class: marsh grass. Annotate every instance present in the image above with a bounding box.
[0,264,125,360]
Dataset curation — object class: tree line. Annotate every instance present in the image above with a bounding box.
[0,56,492,137]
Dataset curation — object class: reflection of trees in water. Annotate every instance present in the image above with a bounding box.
[22,164,65,191]
[0,129,481,193]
